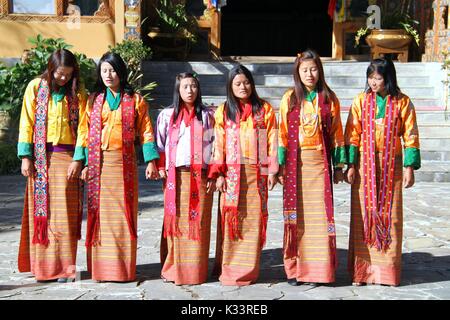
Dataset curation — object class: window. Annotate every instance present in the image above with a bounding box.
[11,0,55,14]
[72,0,101,16]
[0,0,114,23]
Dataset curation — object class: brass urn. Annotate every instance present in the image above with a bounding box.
[365,29,412,50]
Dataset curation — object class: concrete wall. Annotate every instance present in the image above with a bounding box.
[0,2,125,59]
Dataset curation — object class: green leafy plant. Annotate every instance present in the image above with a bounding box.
[354,0,420,47]
[109,39,157,101]
[0,35,96,122]
[153,0,199,45]
[0,143,20,174]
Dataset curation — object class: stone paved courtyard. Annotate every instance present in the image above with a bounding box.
[0,167,449,300]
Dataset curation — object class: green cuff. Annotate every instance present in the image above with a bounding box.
[143,142,159,163]
[73,146,88,166]
[332,146,347,167]
[278,146,287,166]
[17,142,33,159]
[404,147,421,170]
[346,145,359,165]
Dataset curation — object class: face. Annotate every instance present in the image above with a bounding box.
[368,72,386,94]
[179,77,198,105]
[100,62,120,91]
[53,66,74,87]
[231,73,252,101]
[298,59,319,91]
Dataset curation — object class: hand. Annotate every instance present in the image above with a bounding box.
[80,167,88,181]
[206,179,216,194]
[216,176,226,193]
[333,169,344,184]
[277,166,285,185]
[67,161,82,180]
[268,174,277,191]
[346,167,356,185]
[159,169,167,180]
[403,166,415,188]
[21,158,34,177]
[145,161,158,180]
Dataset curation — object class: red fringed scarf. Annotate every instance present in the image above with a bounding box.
[362,92,399,252]
[222,102,269,248]
[85,92,137,247]
[164,107,204,240]
[283,93,337,266]
[33,79,79,246]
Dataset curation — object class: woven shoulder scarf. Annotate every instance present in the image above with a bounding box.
[85,92,137,247]
[362,92,399,252]
[283,93,336,267]
[163,108,204,240]
[33,79,79,246]
[222,104,269,249]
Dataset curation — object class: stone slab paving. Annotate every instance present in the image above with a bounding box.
[0,168,449,300]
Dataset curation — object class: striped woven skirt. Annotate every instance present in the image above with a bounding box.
[87,150,138,282]
[283,149,336,283]
[214,164,265,286]
[348,154,403,286]
[18,151,82,281]
[160,168,213,285]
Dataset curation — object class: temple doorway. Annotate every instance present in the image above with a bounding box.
[220,0,333,57]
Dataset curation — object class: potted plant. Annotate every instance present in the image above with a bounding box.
[354,0,420,61]
[149,0,199,59]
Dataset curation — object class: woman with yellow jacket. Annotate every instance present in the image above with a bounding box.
[277,49,346,286]
[208,64,278,286]
[17,49,87,283]
[75,52,159,282]
[345,58,420,286]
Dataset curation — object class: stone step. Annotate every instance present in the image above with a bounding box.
[415,161,450,183]
[144,73,431,88]
[142,61,435,76]
[419,138,450,152]
[421,151,450,162]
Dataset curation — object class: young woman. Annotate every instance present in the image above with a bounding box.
[345,58,420,286]
[156,72,215,285]
[277,49,346,286]
[76,52,159,282]
[208,64,278,286]
[17,49,87,283]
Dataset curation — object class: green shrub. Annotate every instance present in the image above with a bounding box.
[0,35,97,122]
[0,143,20,175]
[109,39,157,101]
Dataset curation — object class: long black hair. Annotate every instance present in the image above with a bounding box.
[171,72,204,123]
[290,48,337,111]
[40,49,80,97]
[94,52,134,96]
[365,57,401,98]
[225,64,262,123]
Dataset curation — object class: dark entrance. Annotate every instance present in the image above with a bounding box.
[221,0,333,57]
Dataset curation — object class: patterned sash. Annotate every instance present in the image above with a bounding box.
[33,79,79,246]
[283,94,336,264]
[164,108,204,240]
[222,103,268,246]
[362,92,399,252]
[85,92,137,247]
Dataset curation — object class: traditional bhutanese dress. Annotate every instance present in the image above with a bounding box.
[75,89,159,282]
[208,100,278,286]
[17,77,87,281]
[345,92,421,286]
[278,89,346,284]
[156,106,215,285]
